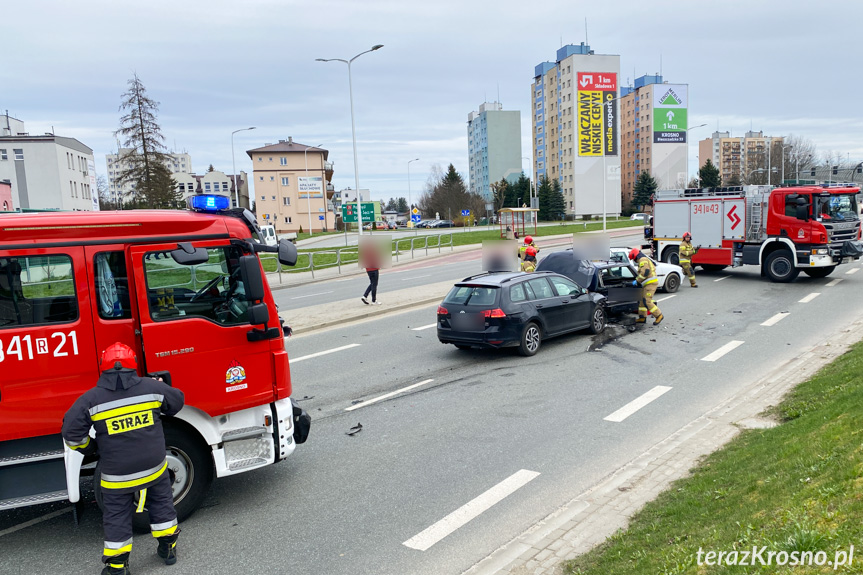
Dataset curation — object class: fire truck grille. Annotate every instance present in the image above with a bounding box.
[823,223,859,248]
[225,437,272,470]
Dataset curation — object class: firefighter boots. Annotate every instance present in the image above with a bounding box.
[653,313,664,325]
[100,557,130,575]
[156,533,179,565]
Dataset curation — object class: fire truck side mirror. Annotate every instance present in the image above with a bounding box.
[247,303,270,326]
[796,197,810,221]
[239,255,266,302]
[170,243,209,265]
[277,239,298,267]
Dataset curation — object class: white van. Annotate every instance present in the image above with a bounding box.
[259,224,278,246]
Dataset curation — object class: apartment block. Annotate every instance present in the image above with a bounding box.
[698,131,784,185]
[0,115,97,211]
[531,43,621,217]
[247,137,335,233]
[106,148,193,202]
[619,75,689,207]
[467,102,522,200]
[172,170,248,205]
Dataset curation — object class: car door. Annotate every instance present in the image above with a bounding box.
[599,265,641,313]
[548,275,590,330]
[525,277,566,335]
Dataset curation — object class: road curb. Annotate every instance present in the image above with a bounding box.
[282,295,444,336]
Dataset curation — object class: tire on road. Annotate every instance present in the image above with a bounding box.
[662,246,680,265]
[764,250,800,283]
[804,266,837,278]
[663,272,680,293]
[588,305,607,335]
[518,322,542,356]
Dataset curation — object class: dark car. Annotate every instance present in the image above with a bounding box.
[535,250,640,317]
[432,219,454,228]
[437,271,607,356]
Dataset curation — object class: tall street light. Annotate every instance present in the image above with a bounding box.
[686,123,708,186]
[316,44,383,236]
[231,126,256,208]
[407,158,419,229]
[522,156,535,224]
[304,143,323,236]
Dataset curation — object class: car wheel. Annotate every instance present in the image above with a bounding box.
[454,344,471,350]
[518,322,542,356]
[664,272,680,293]
[589,305,607,334]
[764,251,800,283]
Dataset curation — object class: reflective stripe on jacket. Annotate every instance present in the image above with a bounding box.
[679,241,696,263]
[636,256,658,285]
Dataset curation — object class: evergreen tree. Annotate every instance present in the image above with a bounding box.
[536,176,552,220]
[114,74,179,208]
[632,171,658,211]
[699,159,722,188]
[207,164,215,172]
[549,178,566,220]
[385,197,398,211]
[396,197,409,213]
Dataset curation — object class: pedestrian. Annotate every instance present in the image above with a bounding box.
[679,232,698,287]
[62,342,185,575]
[628,248,663,325]
[360,241,382,305]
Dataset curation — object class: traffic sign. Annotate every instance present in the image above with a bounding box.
[341,201,376,223]
[411,214,421,223]
[461,209,470,216]
[318,215,325,220]
[412,208,419,215]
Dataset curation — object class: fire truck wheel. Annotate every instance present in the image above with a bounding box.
[661,247,680,265]
[804,266,837,278]
[764,251,800,283]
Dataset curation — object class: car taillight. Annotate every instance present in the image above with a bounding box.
[437,306,448,315]
[482,308,506,318]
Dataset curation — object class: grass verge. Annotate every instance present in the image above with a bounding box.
[563,339,863,575]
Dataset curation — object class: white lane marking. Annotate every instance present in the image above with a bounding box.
[846,268,859,275]
[655,294,676,303]
[714,275,732,282]
[290,291,334,300]
[0,508,72,538]
[701,340,745,362]
[291,343,361,363]
[335,277,357,282]
[402,274,432,281]
[345,379,435,412]
[826,278,844,287]
[799,292,821,303]
[761,312,790,327]
[411,323,437,331]
[402,469,541,551]
[603,386,673,423]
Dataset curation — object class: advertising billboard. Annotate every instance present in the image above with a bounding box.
[298,176,324,199]
[653,84,688,143]
[577,72,617,157]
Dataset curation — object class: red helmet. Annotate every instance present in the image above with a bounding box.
[628,248,640,261]
[100,342,137,372]
[683,231,692,241]
[524,235,533,245]
[526,246,537,256]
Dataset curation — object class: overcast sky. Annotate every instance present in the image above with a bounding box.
[3,0,862,204]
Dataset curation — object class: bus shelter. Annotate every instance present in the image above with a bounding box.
[498,207,539,239]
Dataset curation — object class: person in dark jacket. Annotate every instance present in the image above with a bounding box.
[62,342,185,575]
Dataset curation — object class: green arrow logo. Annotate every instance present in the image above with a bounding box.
[659,89,682,105]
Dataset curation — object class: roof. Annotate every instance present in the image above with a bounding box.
[498,207,539,213]
[0,134,93,155]
[456,271,556,286]
[246,141,329,161]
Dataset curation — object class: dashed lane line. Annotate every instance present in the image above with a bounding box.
[401,274,432,281]
[826,279,844,287]
[701,340,745,362]
[411,323,437,331]
[0,508,72,538]
[761,312,790,327]
[655,294,676,303]
[603,386,673,423]
[402,469,541,551]
[799,293,821,303]
[345,379,435,412]
[714,275,732,282]
[291,343,361,363]
[846,268,859,275]
[290,291,334,299]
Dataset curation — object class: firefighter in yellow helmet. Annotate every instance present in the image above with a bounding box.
[679,232,698,288]
[628,248,663,325]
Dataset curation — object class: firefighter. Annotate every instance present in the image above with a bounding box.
[679,232,698,287]
[521,246,538,272]
[518,235,539,262]
[629,247,664,325]
[62,343,185,575]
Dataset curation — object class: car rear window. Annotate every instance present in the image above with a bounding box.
[444,285,499,306]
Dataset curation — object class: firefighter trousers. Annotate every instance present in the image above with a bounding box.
[680,261,696,286]
[102,471,178,565]
[639,283,661,320]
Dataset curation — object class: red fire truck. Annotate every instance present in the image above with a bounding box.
[648,184,862,282]
[0,196,310,527]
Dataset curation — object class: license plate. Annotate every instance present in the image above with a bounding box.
[451,313,483,330]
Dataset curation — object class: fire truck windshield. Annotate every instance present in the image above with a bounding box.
[815,194,859,222]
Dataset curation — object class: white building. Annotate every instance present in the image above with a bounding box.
[0,115,98,211]
[106,148,192,203]
[173,170,249,206]
[467,102,522,201]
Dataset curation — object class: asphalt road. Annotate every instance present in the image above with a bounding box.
[4,256,863,575]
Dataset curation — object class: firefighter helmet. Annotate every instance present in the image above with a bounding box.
[100,342,137,372]
[683,231,692,241]
[524,235,533,245]
[525,246,537,257]
[628,247,640,261]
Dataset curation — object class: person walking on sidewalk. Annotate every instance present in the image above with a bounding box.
[678,232,699,288]
[360,241,382,305]
[629,248,663,325]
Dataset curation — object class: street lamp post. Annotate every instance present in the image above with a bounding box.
[231,126,256,208]
[407,158,419,230]
[781,144,793,185]
[522,156,536,224]
[304,143,323,236]
[316,44,383,237]
[686,123,708,187]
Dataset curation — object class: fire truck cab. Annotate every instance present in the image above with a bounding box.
[0,196,310,525]
[650,184,863,282]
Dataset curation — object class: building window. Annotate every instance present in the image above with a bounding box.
[283,197,290,206]
[285,217,292,223]
[270,176,275,182]
[258,157,263,162]
[269,157,273,162]
[222,182,229,191]
[13,149,23,161]
[280,157,287,165]
[205,183,211,192]
[281,177,289,186]
[271,196,275,200]
[0,149,6,160]
[259,176,264,181]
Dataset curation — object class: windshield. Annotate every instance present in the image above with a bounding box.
[815,194,859,221]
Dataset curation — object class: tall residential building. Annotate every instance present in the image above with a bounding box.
[698,131,784,185]
[106,148,193,203]
[531,43,621,217]
[619,75,689,206]
[0,115,97,211]
[247,137,335,233]
[172,170,249,206]
[467,102,522,200]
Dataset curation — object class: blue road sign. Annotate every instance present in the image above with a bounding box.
[318,215,325,220]
[411,214,421,223]
[461,209,470,216]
